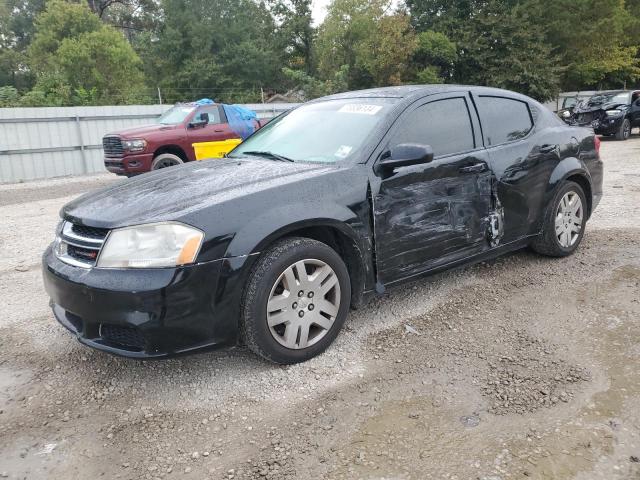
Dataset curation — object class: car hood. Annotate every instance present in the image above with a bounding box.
[62,158,337,229]
[105,123,181,138]
[574,101,626,113]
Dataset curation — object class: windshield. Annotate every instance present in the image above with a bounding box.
[588,92,630,106]
[157,105,196,125]
[230,98,398,163]
[562,97,577,109]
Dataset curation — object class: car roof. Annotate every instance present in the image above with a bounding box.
[319,84,536,103]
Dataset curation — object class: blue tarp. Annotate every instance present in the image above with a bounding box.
[223,104,258,140]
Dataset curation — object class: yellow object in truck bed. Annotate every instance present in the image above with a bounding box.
[193,138,242,160]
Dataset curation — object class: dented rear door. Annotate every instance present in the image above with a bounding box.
[372,93,494,285]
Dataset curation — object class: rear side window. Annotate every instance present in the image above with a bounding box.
[391,97,475,157]
[476,96,533,146]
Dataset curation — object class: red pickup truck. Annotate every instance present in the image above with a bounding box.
[102,102,265,176]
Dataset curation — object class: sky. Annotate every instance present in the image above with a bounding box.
[311,0,330,25]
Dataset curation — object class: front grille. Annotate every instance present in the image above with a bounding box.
[103,136,124,157]
[71,224,109,240]
[56,221,109,268]
[576,112,593,124]
[100,325,145,350]
[67,244,99,262]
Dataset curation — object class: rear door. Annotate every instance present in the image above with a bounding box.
[373,93,493,284]
[472,94,556,242]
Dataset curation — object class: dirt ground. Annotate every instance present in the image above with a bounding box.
[1,136,639,480]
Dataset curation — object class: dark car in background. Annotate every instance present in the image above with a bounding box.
[102,101,266,176]
[43,85,603,364]
[570,90,640,140]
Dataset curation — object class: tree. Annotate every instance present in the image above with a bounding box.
[406,0,561,101]
[538,0,640,89]
[140,0,284,103]
[270,0,315,73]
[316,0,417,89]
[24,0,146,105]
[412,30,457,83]
[0,0,46,91]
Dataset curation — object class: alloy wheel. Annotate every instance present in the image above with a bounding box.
[266,259,341,350]
[555,191,583,248]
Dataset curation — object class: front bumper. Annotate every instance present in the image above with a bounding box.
[42,245,250,358]
[573,115,623,135]
[104,153,154,175]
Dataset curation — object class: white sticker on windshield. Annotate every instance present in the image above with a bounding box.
[338,104,383,115]
[335,145,353,158]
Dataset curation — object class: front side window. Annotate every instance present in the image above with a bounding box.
[192,106,221,125]
[390,97,475,157]
[231,98,398,163]
[476,96,534,146]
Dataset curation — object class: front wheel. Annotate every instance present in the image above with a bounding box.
[241,237,351,364]
[531,181,587,257]
[151,153,184,170]
[615,118,631,141]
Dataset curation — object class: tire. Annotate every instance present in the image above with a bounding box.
[615,118,631,141]
[151,153,184,170]
[241,237,351,364]
[531,181,587,257]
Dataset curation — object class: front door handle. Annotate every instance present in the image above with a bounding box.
[540,144,559,154]
[459,163,487,174]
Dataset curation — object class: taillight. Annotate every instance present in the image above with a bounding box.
[594,135,601,154]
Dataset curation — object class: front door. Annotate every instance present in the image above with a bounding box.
[373,94,493,285]
[186,105,235,151]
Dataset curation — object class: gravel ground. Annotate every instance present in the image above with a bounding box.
[1,137,639,480]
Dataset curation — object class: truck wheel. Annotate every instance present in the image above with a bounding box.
[151,153,184,170]
[615,119,631,141]
[241,237,351,364]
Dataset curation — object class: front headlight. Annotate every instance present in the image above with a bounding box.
[122,138,147,152]
[605,110,623,117]
[96,222,204,268]
[561,110,571,118]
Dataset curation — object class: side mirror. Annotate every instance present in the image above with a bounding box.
[374,143,434,175]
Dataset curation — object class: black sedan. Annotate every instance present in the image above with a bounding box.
[43,85,603,364]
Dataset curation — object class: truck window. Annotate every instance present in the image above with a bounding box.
[193,106,222,125]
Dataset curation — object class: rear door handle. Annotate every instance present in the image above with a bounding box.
[540,144,558,154]
[459,163,487,174]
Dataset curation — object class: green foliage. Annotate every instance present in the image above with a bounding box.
[0,86,20,106]
[406,0,561,100]
[413,30,457,82]
[23,0,146,105]
[1,0,639,106]
[270,0,315,73]
[282,64,349,99]
[316,0,416,89]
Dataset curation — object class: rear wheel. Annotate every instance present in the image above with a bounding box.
[151,153,184,170]
[531,181,587,257]
[615,118,631,141]
[241,237,351,364]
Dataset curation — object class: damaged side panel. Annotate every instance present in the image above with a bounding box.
[371,155,505,285]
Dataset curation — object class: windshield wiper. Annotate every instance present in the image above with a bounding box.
[242,151,295,162]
